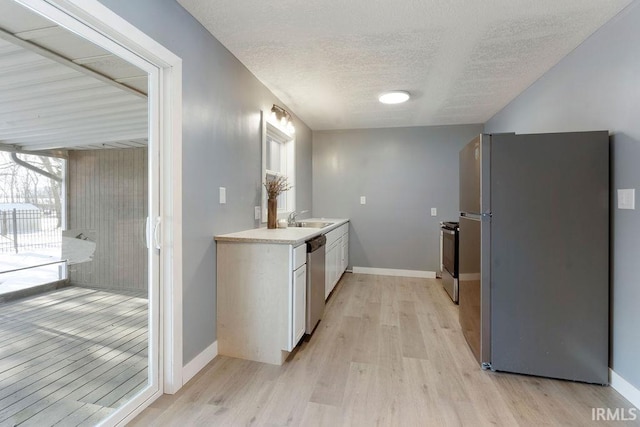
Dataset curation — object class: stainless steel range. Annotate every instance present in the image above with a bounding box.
[440,221,459,303]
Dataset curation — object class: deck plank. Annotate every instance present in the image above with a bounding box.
[93,366,148,408]
[0,287,148,426]
[0,328,146,417]
[0,290,139,345]
[2,339,147,425]
[0,306,146,385]
[51,402,105,427]
[0,294,145,377]
[0,295,145,364]
[0,290,119,342]
[19,399,87,427]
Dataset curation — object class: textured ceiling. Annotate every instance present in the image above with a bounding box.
[178,0,632,130]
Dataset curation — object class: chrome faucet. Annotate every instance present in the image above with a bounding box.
[288,210,309,226]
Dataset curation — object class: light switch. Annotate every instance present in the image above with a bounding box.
[431,208,437,216]
[360,196,366,205]
[254,206,261,220]
[617,189,635,210]
[219,187,226,204]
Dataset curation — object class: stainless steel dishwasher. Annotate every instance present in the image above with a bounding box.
[306,234,326,334]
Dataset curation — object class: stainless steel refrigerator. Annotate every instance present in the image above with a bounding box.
[459,132,609,384]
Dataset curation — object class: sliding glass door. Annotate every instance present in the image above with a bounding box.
[0,0,162,425]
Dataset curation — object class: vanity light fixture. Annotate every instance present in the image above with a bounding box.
[378,90,411,104]
[270,104,295,134]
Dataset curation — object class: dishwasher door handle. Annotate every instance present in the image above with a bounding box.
[306,235,327,252]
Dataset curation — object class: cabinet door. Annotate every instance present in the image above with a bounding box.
[345,234,349,270]
[334,237,340,286]
[330,238,341,292]
[341,235,348,272]
[325,243,336,299]
[293,264,307,346]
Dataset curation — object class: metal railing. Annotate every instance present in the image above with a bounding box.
[0,209,61,253]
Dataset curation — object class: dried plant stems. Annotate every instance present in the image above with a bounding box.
[264,175,292,199]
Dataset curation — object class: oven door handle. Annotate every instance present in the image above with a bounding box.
[442,229,456,235]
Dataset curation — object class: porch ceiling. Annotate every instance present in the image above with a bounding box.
[0,0,148,152]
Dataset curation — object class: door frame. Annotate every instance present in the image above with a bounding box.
[14,0,184,423]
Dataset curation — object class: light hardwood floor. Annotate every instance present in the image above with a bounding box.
[131,273,638,426]
[0,286,148,426]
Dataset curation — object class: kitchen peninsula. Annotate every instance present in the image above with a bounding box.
[215,219,349,365]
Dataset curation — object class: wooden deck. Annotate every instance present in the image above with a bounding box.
[0,286,148,426]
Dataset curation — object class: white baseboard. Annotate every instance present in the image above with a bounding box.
[182,340,218,386]
[610,369,640,409]
[352,267,436,279]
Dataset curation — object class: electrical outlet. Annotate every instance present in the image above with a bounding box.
[360,196,366,205]
[254,206,261,220]
[219,187,226,204]
[431,208,437,216]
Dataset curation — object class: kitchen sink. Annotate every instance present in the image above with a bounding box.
[294,221,334,228]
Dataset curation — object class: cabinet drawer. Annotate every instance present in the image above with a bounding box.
[293,244,306,270]
[325,227,342,246]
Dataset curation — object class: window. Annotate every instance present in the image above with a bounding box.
[262,111,295,221]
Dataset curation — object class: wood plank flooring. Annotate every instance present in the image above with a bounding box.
[0,286,148,426]
[131,273,638,426]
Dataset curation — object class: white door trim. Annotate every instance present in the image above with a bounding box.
[13,0,184,422]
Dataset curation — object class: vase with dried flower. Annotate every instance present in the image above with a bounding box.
[264,175,292,229]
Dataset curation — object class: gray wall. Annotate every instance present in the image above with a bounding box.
[313,125,482,272]
[485,2,640,389]
[98,0,313,364]
[67,148,148,293]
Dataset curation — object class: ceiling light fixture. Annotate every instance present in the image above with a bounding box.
[378,90,411,104]
[270,104,295,134]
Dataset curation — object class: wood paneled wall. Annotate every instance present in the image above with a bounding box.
[67,148,148,293]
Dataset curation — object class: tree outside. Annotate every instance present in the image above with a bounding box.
[0,151,65,254]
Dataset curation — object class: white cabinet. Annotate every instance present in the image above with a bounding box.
[341,232,349,272]
[216,222,349,364]
[324,222,349,299]
[217,241,308,365]
[288,243,307,351]
[325,240,339,298]
[291,264,307,348]
[293,243,306,270]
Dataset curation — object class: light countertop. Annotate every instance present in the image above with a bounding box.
[214,218,349,245]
